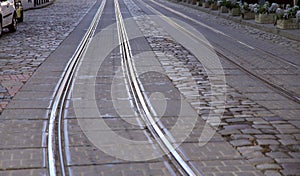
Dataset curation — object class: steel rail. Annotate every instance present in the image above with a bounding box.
[47,1,106,175]
[151,0,300,69]
[114,0,197,175]
[140,0,300,104]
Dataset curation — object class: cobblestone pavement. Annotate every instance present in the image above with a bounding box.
[0,0,299,175]
[0,0,97,114]
[158,0,300,99]
[129,0,300,175]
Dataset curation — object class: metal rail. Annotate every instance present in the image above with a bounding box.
[114,0,198,175]
[47,1,106,175]
[141,0,300,104]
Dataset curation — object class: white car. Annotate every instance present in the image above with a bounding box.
[0,0,17,36]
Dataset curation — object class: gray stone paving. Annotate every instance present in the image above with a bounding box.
[0,0,299,175]
[0,0,97,114]
[160,0,300,100]
[126,0,300,175]
[0,0,97,175]
[126,0,262,175]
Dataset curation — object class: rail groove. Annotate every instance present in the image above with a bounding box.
[114,0,198,175]
[47,1,106,175]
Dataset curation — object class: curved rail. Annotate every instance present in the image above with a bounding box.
[114,0,198,175]
[47,1,106,175]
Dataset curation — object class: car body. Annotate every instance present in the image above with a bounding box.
[15,0,23,22]
[0,0,17,36]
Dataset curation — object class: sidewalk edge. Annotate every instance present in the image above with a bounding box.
[169,0,300,42]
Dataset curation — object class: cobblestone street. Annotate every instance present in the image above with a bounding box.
[0,0,299,175]
[0,0,97,114]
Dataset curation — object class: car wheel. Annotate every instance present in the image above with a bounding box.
[8,15,17,32]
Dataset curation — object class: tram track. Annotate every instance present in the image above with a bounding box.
[47,1,106,175]
[47,0,200,175]
[137,0,300,104]
[114,0,199,175]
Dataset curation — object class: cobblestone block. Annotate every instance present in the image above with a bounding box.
[248,157,275,165]
[276,134,296,139]
[252,125,273,129]
[230,139,252,147]
[281,163,300,175]
[279,139,299,145]
[256,163,281,170]
[218,129,241,135]
[257,139,280,145]
[237,146,262,154]
[231,134,254,140]
[289,152,300,158]
[275,158,300,163]
[263,116,284,122]
[294,134,300,140]
[243,151,266,159]
[254,135,276,139]
[241,129,262,134]
[266,152,290,159]
[264,170,281,176]
[224,124,250,130]
[260,129,278,134]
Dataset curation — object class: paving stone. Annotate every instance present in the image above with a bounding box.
[260,129,279,134]
[264,170,281,176]
[263,116,284,122]
[281,163,300,176]
[243,151,266,159]
[288,152,300,158]
[241,129,262,134]
[231,134,254,140]
[237,146,263,154]
[294,134,300,140]
[275,158,300,163]
[252,125,274,129]
[276,134,296,139]
[0,169,48,176]
[266,152,290,159]
[248,157,275,165]
[0,148,44,169]
[256,163,281,170]
[0,0,97,114]
[149,2,300,176]
[224,124,250,130]
[218,129,241,135]
[273,124,299,134]
[289,120,300,128]
[257,139,280,145]
[254,135,276,139]
[279,139,299,145]
[0,0,296,175]
[230,139,252,147]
